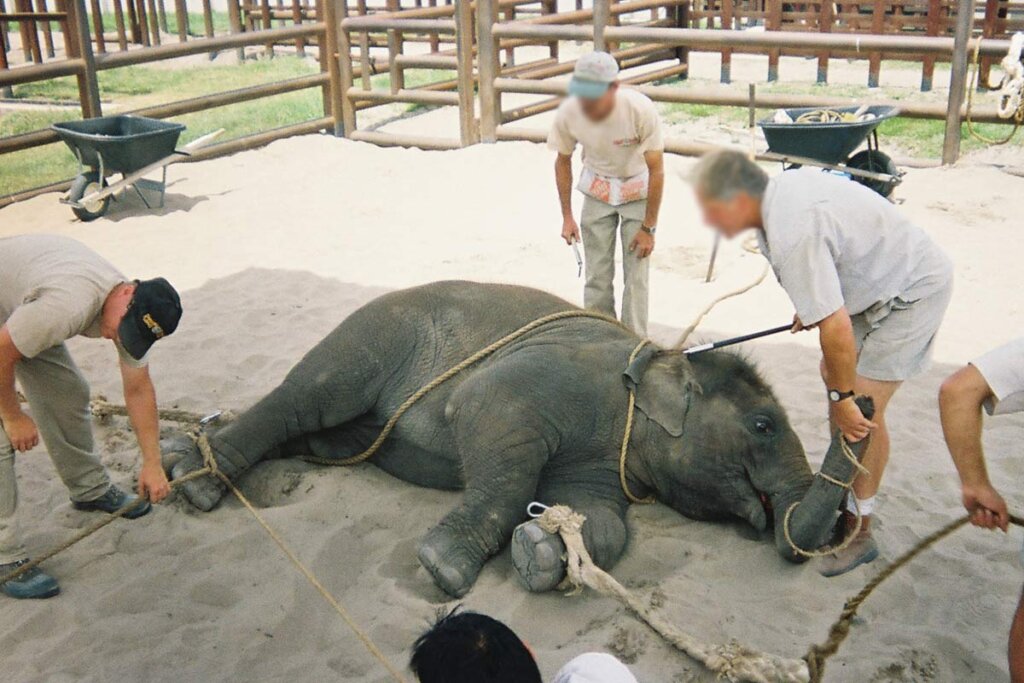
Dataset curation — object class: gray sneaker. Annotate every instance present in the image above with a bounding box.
[72,485,152,519]
[0,559,60,599]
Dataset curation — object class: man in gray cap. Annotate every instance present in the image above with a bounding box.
[0,234,183,599]
[548,51,665,336]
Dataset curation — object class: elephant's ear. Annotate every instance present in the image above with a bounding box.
[624,351,700,437]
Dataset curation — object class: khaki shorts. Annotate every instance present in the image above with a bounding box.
[851,285,953,382]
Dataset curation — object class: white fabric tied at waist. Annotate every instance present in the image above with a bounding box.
[577,167,649,206]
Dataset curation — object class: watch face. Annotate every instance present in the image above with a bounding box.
[829,390,840,401]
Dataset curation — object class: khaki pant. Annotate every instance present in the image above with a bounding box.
[0,343,109,563]
[580,195,650,336]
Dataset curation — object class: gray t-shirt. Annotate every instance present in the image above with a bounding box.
[0,234,146,367]
[758,169,953,325]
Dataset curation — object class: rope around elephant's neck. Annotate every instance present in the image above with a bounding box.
[620,340,657,504]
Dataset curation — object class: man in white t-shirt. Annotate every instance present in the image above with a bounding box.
[939,337,1023,682]
[547,51,665,336]
[689,150,953,577]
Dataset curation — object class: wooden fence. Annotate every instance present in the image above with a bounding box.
[685,0,1023,89]
[0,0,1019,207]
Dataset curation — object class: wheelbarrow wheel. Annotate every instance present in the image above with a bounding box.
[68,171,110,222]
[846,150,899,198]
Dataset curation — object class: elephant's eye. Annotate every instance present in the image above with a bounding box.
[752,416,775,436]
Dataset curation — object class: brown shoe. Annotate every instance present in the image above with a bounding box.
[817,512,879,578]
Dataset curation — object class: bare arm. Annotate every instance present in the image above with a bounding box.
[939,365,1008,531]
[0,326,39,452]
[642,149,664,229]
[555,153,580,246]
[121,359,170,502]
[816,308,876,442]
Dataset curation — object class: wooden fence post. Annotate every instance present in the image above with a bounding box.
[69,0,102,118]
[816,0,832,83]
[921,0,942,91]
[454,0,477,145]
[226,0,245,59]
[593,0,608,51]
[942,0,976,164]
[476,0,500,142]
[337,0,357,136]
[766,0,781,81]
[720,0,733,83]
[322,0,344,135]
[868,0,883,87]
[673,0,689,78]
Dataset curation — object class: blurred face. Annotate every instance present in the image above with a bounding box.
[695,189,761,238]
[579,83,618,122]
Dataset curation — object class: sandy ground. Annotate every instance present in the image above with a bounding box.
[0,129,1023,683]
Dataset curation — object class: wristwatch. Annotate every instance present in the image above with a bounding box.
[640,225,656,235]
[828,389,855,403]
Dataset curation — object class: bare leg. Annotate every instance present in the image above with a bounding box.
[1012,585,1024,683]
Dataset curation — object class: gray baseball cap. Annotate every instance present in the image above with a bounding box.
[568,51,620,99]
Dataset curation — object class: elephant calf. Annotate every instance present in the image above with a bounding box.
[170,281,866,598]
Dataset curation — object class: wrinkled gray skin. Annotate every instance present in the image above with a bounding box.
[170,281,870,598]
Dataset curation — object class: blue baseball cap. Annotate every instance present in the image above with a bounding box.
[568,51,620,100]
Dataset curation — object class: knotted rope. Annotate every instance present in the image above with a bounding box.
[535,504,812,683]
[782,437,871,559]
[536,503,1024,683]
[966,37,1024,146]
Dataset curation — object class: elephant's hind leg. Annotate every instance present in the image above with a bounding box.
[417,390,553,597]
[171,325,388,510]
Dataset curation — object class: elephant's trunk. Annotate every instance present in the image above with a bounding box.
[771,397,876,563]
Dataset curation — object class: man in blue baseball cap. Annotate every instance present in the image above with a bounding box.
[0,234,183,599]
[548,51,665,336]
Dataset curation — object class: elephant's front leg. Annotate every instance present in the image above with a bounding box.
[511,490,628,593]
[417,414,550,598]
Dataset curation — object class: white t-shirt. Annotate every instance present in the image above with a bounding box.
[972,337,1024,416]
[758,169,953,326]
[547,88,664,180]
[0,234,147,367]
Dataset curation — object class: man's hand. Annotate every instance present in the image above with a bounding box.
[833,397,876,442]
[962,482,1009,531]
[138,462,171,503]
[629,229,655,259]
[791,314,818,333]
[561,217,581,246]
[2,411,39,452]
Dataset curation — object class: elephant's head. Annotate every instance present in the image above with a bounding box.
[627,348,855,562]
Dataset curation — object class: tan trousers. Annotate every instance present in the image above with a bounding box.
[580,196,650,336]
[0,343,110,563]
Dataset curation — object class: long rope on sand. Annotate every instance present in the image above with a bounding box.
[536,503,1024,683]
[1,400,409,683]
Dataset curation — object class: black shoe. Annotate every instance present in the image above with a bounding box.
[0,559,60,599]
[72,485,152,519]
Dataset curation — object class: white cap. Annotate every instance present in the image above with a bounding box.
[569,52,620,99]
[552,653,639,683]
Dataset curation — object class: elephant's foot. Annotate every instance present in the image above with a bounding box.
[166,436,227,512]
[417,527,486,598]
[511,520,567,593]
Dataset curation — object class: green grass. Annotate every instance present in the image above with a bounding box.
[0,56,449,196]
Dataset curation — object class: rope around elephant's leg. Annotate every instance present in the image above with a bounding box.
[804,512,1024,682]
[536,505,812,683]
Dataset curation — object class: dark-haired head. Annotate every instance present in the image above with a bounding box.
[410,607,542,683]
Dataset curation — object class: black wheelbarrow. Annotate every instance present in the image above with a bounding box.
[52,115,222,221]
[759,105,902,197]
